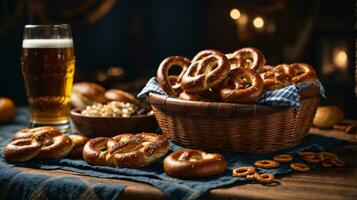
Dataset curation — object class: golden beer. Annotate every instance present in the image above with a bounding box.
[21,36,75,131]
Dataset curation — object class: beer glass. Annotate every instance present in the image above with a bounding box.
[21,24,75,132]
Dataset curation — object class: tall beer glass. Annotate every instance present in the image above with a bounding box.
[21,24,75,132]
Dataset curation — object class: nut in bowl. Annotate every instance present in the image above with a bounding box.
[71,102,157,137]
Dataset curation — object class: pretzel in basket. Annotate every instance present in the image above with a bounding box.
[230,47,266,72]
[260,64,294,91]
[181,51,230,93]
[218,67,264,103]
[290,63,317,84]
[157,56,191,96]
[83,133,169,168]
[4,127,74,161]
[163,149,227,179]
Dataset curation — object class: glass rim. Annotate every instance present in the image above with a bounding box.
[25,24,71,29]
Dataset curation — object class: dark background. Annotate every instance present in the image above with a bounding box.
[0,0,356,118]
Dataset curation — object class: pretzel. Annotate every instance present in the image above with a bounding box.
[4,126,74,161]
[12,126,60,141]
[246,171,260,181]
[302,155,320,163]
[260,64,293,91]
[3,138,42,161]
[157,56,191,96]
[181,52,230,93]
[290,63,317,84]
[192,49,221,63]
[290,163,310,172]
[218,67,264,103]
[178,91,201,101]
[254,159,280,169]
[255,173,275,184]
[83,133,169,168]
[163,149,227,179]
[298,151,317,157]
[11,127,86,159]
[231,47,266,72]
[232,166,256,177]
[67,135,89,158]
[273,154,293,163]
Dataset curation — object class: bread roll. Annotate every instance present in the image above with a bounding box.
[0,97,16,123]
[313,106,344,128]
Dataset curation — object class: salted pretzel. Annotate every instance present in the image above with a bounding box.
[83,133,169,168]
[4,127,74,161]
[231,47,266,72]
[67,135,89,158]
[191,49,222,63]
[260,64,293,91]
[181,51,230,93]
[11,127,86,159]
[290,63,317,84]
[163,149,227,179]
[218,67,264,103]
[157,56,191,96]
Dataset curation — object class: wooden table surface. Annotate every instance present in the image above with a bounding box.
[10,128,357,200]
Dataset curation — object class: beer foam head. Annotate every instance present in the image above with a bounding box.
[22,39,73,48]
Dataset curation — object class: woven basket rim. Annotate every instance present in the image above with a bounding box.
[149,84,320,117]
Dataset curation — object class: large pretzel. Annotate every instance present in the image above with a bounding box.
[231,47,266,72]
[163,149,227,179]
[4,127,74,161]
[218,67,264,103]
[181,52,230,93]
[83,133,169,168]
[157,56,191,96]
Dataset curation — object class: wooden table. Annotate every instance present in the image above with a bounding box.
[9,129,357,200]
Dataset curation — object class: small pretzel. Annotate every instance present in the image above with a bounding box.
[321,160,333,168]
[12,126,60,141]
[302,155,320,163]
[232,47,266,72]
[254,159,280,169]
[157,56,191,96]
[3,138,42,161]
[232,166,256,177]
[290,163,310,172]
[181,52,230,93]
[67,135,89,158]
[178,91,202,101]
[318,152,338,161]
[246,171,260,181]
[273,154,293,163]
[34,131,74,159]
[331,157,345,167]
[255,173,275,184]
[4,127,74,161]
[218,67,264,103]
[290,63,317,84]
[163,149,227,179]
[298,151,317,157]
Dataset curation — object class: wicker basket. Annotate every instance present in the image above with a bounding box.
[149,85,320,153]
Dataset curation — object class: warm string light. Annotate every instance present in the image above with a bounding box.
[230,8,241,20]
[333,48,348,69]
[253,16,264,29]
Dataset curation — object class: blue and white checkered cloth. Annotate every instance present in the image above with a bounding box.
[138,77,326,108]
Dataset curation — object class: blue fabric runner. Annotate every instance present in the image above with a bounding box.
[137,77,326,108]
[0,108,354,200]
